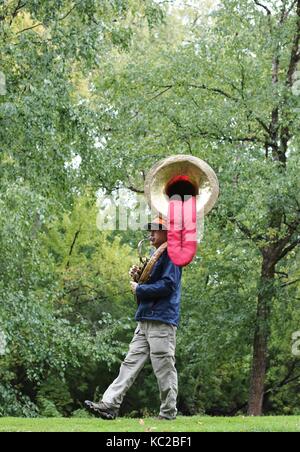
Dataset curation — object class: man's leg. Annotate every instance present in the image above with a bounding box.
[148,322,178,420]
[101,323,150,411]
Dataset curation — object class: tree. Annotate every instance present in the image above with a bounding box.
[0,0,165,416]
[1,0,299,417]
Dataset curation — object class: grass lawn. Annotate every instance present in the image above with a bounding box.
[0,416,299,432]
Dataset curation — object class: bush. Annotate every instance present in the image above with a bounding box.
[71,409,91,418]
[37,397,62,418]
[37,376,73,416]
[0,384,38,418]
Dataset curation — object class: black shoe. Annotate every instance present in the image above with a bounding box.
[84,400,118,420]
[156,415,176,420]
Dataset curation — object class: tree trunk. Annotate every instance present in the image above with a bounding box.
[248,254,275,416]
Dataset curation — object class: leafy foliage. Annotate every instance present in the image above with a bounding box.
[1,0,300,417]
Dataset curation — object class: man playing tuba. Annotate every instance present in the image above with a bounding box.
[85,154,219,420]
[85,216,182,420]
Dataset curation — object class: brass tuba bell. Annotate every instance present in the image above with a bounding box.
[143,155,219,266]
[144,154,219,220]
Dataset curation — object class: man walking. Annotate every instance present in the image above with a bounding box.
[85,217,182,420]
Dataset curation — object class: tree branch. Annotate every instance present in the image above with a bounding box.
[16,22,43,34]
[124,185,144,194]
[194,124,264,145]
[148,85,173,102]
[278,237,300,260]
[59,3,77,21]
[253,0,272,16]
[186,83,239,101]
[265,372,300,395]
[16,3,77,34]
[275,270,289,278]
[269,212,300,262]
[9,0,27,25]
[281,278,300,288]
[283,0,298,21]
[189,80,271,137]
[66,229,81,269]
[228,215,265,242]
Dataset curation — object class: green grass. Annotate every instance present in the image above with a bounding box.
[0,416,299,432]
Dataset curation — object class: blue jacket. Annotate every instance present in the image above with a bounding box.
[135,250,182,327]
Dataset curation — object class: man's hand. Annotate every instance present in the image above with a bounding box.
[130,281,138,295]
[129,265,142,282]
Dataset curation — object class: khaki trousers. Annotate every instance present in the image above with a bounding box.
[102,320,178,419]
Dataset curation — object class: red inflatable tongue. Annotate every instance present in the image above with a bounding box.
[167,196,197,267]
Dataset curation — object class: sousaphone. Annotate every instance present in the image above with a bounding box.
[144,155,219,267]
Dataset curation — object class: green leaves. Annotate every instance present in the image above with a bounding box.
[1,0,299,416]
